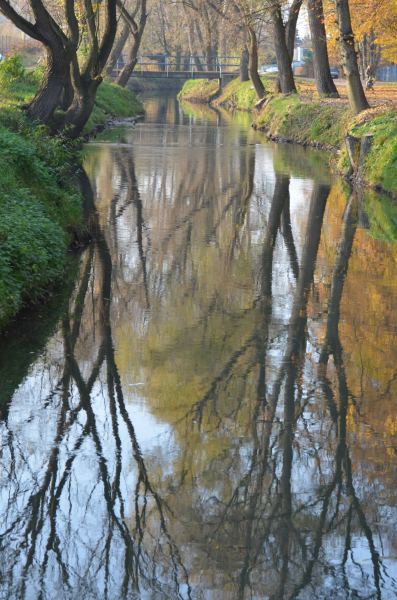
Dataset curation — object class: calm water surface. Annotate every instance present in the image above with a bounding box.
[1,96,397,599]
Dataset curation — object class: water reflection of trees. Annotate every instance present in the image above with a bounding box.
[1,113,397,599]
[130,146,394,598]
[83,137,397,597]
[0,172,191,600]
[176,184,392,599]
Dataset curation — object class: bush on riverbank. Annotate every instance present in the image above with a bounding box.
[0,123,81,329]
[0,57,144,331]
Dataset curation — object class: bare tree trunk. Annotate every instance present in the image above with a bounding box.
[61,72,102,138]
[240,45,249,82]
[248,26,265,98]
[28,44,71,122]
[370,33,381,72]
[106,22,129,76]
[285,0,303,60]
[194,55,204,71]
[61,65,74,111]
[116,44,139,86]
[358,33,367,78]
[274,0,302,92]
[175,48,182,70]
[116,0,147,87]
[308,0,339,97]
[194,19,206,69]
[272,6,297,94]
[60,0,118,137]
[335,0,369,114]
[202,4,217,71]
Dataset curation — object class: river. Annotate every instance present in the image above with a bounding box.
[0,95,397,599]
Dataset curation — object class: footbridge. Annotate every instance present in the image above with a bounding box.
[115,54,240,81]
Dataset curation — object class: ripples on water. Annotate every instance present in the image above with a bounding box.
[0,96,397,599]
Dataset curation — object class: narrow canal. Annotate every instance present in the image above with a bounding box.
[1,95,397,599]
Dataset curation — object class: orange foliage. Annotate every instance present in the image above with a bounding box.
[324,0,397,65]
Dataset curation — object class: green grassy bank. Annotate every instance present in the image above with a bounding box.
[177,78,220,103]
[85,80,144,132]
[178,76,268,109]
[0,56,144,332]
[255,96,397,194]
[179,76,397,196]
[254,94,350,150]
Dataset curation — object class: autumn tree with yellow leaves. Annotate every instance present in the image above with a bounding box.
[325,0,397,71]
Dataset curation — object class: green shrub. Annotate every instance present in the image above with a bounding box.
[0,193,67,327]
[0,55,26,88]
[29,64,46,85]
[0,122,82,329]
[0,125,82,229]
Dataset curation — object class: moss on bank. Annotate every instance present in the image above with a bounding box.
[0,59,143,332]
[178,78,220,103]
[85,81,144,132]
[214,77,268,111]
[347,109,397,193]
[179,76,270,110]
[254,95,351,149]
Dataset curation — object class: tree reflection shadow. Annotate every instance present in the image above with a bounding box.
[0,171,191,600]
[175,180,391,599]
[0,117,395,600]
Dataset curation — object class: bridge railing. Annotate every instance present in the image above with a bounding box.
[115,55,240,77]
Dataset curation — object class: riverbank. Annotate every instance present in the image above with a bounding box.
[178,76,267,108]
[177,78,220,103]
[178,76,266,108]
[179,77,397,196]
[0,61,144,332]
